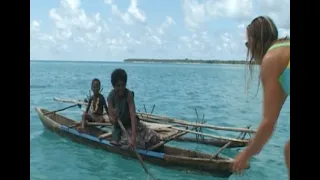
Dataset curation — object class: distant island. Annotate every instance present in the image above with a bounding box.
[124,58,255,65]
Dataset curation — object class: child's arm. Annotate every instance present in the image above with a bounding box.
[85,98,92,113]
[102,96,108,115]
[107,100,116,124]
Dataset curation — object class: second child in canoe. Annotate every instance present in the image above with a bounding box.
[107,68,161,149]
[78,78,108,131]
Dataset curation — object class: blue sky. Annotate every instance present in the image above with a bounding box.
[30,0,290,61]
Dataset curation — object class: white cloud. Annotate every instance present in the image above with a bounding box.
[278,28,290,38]
[105,0,146,25]
[183,0,206,30]
[237,24,246,29]
[104,0,112,5]
[110,4,134,25]
[61,0,81,11]
[183,0,253,31]
[30,0,290,61]
[31,0,114,60]
[30,20,40,32]
[257,0,290,29]
[220,32,238,53]
[128,0,146,23]
[158,16,176,35]
[205,0,252,20]
[150,35,162,45]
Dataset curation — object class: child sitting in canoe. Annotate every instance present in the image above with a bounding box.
[107,68,161,149]
[78,78,108,131]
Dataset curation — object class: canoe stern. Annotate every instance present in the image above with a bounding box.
[35,107,61,130]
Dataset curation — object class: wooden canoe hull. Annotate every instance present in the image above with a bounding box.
[35,107,249,177]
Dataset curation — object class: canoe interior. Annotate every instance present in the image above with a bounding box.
[39,108,229,161]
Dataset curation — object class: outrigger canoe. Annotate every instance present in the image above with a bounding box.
[35,107,249,177]
[52,97,253,148]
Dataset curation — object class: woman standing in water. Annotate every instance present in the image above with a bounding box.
[232,16,290,178]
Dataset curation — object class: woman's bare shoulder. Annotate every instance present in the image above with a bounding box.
[262,47,289,77]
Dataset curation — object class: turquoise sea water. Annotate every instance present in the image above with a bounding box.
[30,61,290,180]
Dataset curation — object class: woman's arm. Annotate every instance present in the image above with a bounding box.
[243,55,287,157]
[127,92,136,145]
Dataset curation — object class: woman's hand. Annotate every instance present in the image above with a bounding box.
[232,149,251,174]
